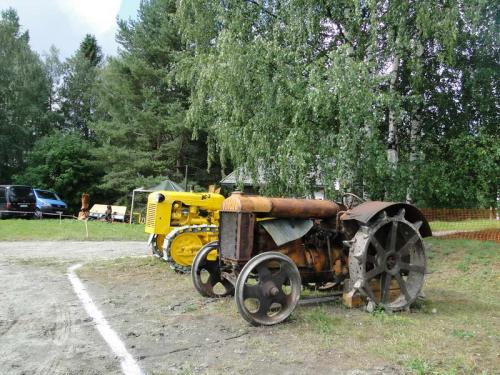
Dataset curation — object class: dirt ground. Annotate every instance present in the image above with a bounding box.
[0,241,399,375]
[0,241,144,375]
[0,240,498,374]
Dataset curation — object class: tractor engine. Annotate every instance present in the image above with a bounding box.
[218,192,349,286]
[192,192,432,326]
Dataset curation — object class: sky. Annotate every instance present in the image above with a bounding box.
[0,0,141,59]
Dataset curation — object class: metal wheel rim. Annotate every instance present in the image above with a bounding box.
[349,210,426,311]
[191,241,233,298]
[235,252,301,326]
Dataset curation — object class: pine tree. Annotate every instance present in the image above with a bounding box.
[60,34,103,139]
[92,0,220,198]
[79,34,103,67]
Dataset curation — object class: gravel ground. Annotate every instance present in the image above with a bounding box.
[0,241,144,375]
[0,241,145,261]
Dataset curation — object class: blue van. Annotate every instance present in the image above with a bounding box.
[34,189,68,218]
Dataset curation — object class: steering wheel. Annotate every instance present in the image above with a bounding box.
[342,193,365,209]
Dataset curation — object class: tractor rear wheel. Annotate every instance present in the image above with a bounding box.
[348,209,427,311]
[235,252,301,326]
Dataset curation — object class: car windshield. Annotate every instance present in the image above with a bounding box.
[36,190,59,200]
[8,186,35,203]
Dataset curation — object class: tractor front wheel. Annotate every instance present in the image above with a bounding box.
[192,241,234,298]
[235,252,301,326]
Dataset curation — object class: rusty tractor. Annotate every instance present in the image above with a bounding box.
[192,192,431,326]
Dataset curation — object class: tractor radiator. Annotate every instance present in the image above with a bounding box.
[220,211,255,262]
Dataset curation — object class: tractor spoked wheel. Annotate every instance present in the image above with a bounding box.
[150,234,165,258]
[235,252,301,326]
[192,241,234,298]
[348,209,426,312]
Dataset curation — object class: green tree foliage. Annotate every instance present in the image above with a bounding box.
[0,8,50,182]
[1,2,497,209]
[416,134,499,208]
[60,34,103,139]
[43,45,64,129]
[79,34,103,67]
[14,131,102,212]
[92,0,220,198]
[177,0,498,207]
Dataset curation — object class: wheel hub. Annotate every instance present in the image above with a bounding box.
[386,254,396,269]
[269,286,280,297]
[383,252,400,274]
[262,282,280,297]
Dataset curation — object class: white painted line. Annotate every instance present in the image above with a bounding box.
[67,264,143,375]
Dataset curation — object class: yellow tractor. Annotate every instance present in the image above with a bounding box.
[144,191,224,272]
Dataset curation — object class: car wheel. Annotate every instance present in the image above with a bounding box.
[34,209,43,219]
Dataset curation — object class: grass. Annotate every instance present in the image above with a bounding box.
[406,358,433,375]
[2,217,496,241]
[295,238,500,374]
[0,218,148,241]
[301,306,342,335]
[429,219,499,232]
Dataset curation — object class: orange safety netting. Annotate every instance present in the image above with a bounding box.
[419,208,496,221]
[438,229,500,243]
[419,208,500,243]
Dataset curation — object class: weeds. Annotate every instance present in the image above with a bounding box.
[406,358,432,375]
[301,306,341,335]
[450,329,474,339]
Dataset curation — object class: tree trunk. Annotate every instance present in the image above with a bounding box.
[406,111,421,203]
[387,54,400,166]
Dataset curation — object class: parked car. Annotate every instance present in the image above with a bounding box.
[33,189,68,218]
[0,185,37,219]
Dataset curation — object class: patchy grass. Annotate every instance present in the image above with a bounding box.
[77,238,499,374]
[406,358,433,375]
[78,256,165,278]
[300,306,343,335]
[0,219,147,241]
[5,256,73,270]
[296,238,500,374]
[451,329,475,339]
[430,219,499,232]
